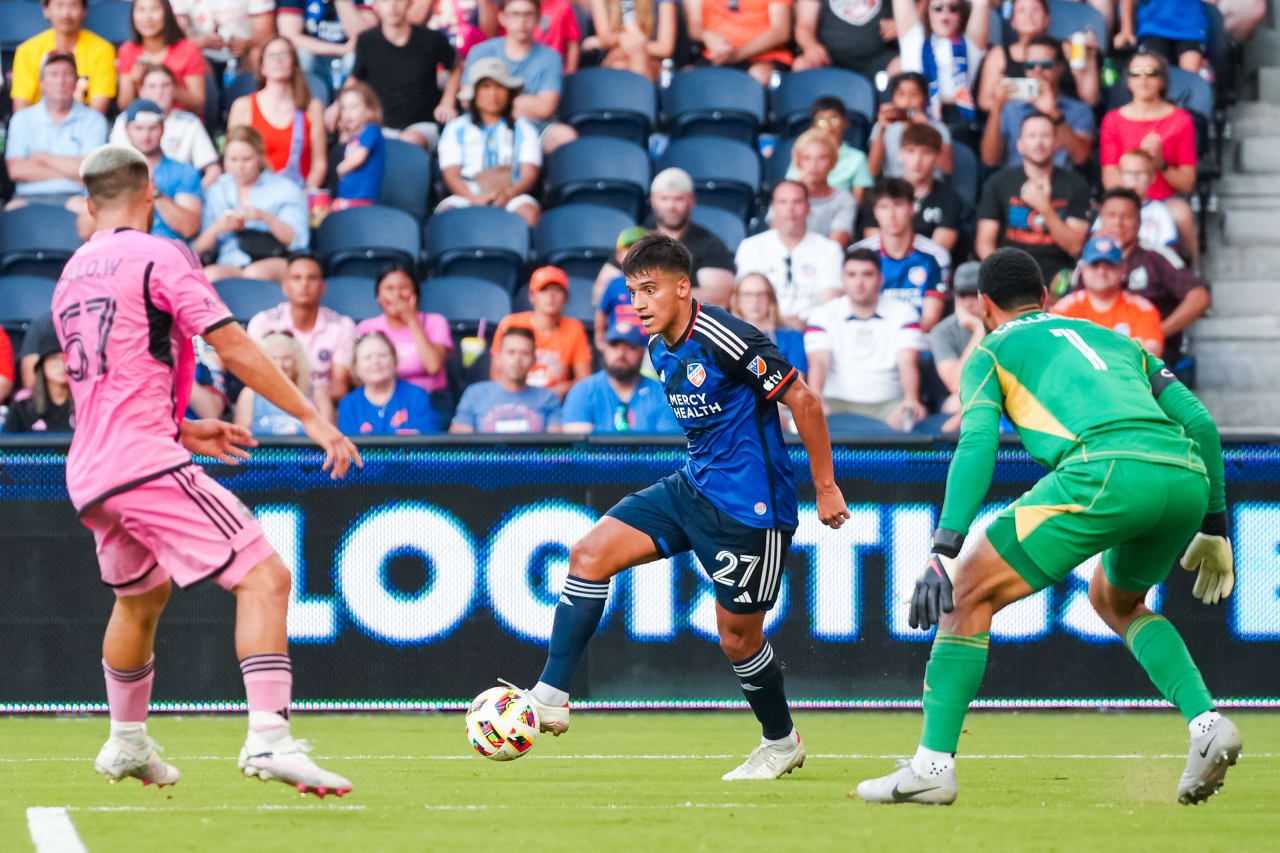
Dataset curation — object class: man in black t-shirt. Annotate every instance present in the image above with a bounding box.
[793,0,899,80]
[859,123,962,252]
[974,112,1090,287]
[349,0,462,150]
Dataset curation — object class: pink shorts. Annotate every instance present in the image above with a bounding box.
[80,465,276,597]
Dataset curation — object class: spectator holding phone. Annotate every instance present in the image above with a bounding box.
[868,72,954,178]
[977,0,1099,111]
[980,36,1092,170]
[891,0,990,141]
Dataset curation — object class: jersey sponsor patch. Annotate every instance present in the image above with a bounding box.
[687,362,706,387]
[748,355,767,377]
[754,501,767,515]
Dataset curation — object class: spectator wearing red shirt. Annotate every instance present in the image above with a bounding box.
[118,0,208,116]
[1099,51,1198,268]
[534,0,581,72]
[0,326,14,404]
[685,0,793,86]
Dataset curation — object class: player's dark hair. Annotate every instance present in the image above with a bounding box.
[621,234,693,281]
[901,122,943,152]
[868,177,914,208]
[500,325,536,346]
[809,96,846,120]
[375,262,420,298]
[978,248,1045,310]
[844,247,881,270]
[890,72,929,99]
[1100,187,1142,214]
[83,158,150,207]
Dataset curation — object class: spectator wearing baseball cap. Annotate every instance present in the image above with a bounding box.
[560,316,679,434]
[5,50,108,211]
[113,98,203,242]
[593,226,650,347]
[491,266,593,399]
[927,260,985,430]
[10,2,117,114]
[1053,236,1165,357]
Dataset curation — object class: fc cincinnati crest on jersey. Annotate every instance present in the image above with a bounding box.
[908,266,928,286]
[687,362,706,387]
[748,356,767,377]
[831,0,880,25]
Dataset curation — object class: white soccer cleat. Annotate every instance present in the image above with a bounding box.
[501,679,569,736]
[238,730,352,798]
[1178,716,1242,805]
[720,733,805,780]
[94,736,180,788]
[855,759,958,805]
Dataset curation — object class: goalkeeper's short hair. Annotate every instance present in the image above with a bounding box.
[978,248,1045,310]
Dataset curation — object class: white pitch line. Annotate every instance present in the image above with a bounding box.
[68,805,366,813]
[2,752,1272,762]
[27,807,88,853]
[422,803,780,811]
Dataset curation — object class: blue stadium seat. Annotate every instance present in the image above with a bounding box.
[423,207,530,291]
[85,1,133,45]
[315,205,421,279]
[545,138,651,219]
[1045,0,1108,54]
[0,276,58,331]
[659,137,761,221]
[770,69,875,146]
[305,72,330,106]
[988,8,1009,47]
[0,3,48,56]
[0,206,81,279]
[212,278,284,323]
[948,142,980,220]
[559,68,656,147]
[420,276,512,325]
[378,139,433,221]
[321,276,380,321]
[690,206,747,254]
[825,413,897,435]
[763,137,795,194]
[532,204,634,280]
[667,68,765,144]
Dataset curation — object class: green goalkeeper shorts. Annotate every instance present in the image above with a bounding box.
[985,458,1209,592]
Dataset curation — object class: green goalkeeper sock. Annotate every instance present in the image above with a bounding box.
[919,631,989,753]
[1124,613,1215,722]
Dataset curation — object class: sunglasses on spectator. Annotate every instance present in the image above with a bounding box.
[1128,67,1161,77]
[813,116,845,128]
[930,3,964,12]
[1024,59,1056,70]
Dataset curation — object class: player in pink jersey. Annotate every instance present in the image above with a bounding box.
[57,145,363,798]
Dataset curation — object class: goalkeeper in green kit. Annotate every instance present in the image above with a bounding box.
[856,248,1241,807]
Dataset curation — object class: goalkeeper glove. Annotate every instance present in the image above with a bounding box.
[910,529,963,630]
[1179,511,1234,605]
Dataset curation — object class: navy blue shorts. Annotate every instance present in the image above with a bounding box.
[606,472,793,614]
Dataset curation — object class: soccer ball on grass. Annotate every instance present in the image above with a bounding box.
[466,685,540,761]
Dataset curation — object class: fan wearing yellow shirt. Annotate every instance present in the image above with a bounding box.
[11,0,117,115]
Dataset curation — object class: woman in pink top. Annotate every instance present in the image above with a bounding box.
[117,0,208,115]
[1099,51,1198,263]
[354,264,455,416]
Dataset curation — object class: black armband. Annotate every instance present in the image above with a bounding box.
[1200,511,1228,538]
[932,528,965,559]
[1149,366,1179,398]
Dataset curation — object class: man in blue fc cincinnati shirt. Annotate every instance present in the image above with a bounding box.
[515,235,850,781]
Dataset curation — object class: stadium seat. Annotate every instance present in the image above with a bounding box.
[423,207,530,291]
[0,275,58,331]
[212,278,284,323]
[420,276,512,326]
[988,8,1009,46]
[532,204,634,280]
[321,276,380,321]
[0,3,48,57]
[0,206,81,279]
[667,68,765,144]
[763,138,795,194]
[770,68,875,147]
[659,137,761,221]
[85,1,133,45]
[512,275,595,324]
[378,139,433,222]
[544,138,651,219]
[1045,0,1108,53]
[305,72,330,106]
[690,206,747,254]
[825,413,897,435]
[559,68,656,147]
[948,142,980,221]
[314,205,421,279]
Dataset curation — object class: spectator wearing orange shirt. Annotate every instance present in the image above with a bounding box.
[684,0,793,86]
[1053,236,1164,357]
[491,266,593,398]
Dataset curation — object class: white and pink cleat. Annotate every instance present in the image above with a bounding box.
[238,728,352,799]
[94,735,181,788]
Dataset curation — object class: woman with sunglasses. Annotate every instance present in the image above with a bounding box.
[976,0,1099,111]
[892,0,990,140]
[1099,51,1198,265]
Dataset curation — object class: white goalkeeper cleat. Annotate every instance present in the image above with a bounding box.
[1177,716,1242,805]
[855,759,958,805]
[239,729,352,798]
[94,735,180,787]
[721,732,805,780]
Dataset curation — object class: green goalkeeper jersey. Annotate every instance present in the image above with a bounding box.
[938,311,1223,536]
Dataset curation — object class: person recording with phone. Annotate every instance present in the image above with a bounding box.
[979,35,1092,170]
[868,72,955,179]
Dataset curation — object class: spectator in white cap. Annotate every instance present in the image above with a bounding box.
[436,57,543,226]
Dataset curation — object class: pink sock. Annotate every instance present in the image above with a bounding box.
[103,657,154,723]
[239,654,292,728]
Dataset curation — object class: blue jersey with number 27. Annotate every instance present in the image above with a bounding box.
[647,301,799,530]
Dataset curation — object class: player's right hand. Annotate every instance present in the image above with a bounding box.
[910,552,958,631]
[1180,513,1234,605]
[303,415,363,480]
[816,484,850,529]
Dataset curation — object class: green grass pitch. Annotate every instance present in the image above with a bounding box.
[5,711,1278,852]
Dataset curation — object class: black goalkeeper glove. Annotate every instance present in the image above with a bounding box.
[909,529,963,631]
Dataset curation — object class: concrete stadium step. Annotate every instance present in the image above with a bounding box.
[1244,27,1280,75]
[1197,389,1280,428]
[1202,246,1280,280]
[1236,136,1280,174]
[1207,281,1276,316]
[1190,338,1280,394]
[1226,103,1280,138]
[1258,67,1280,104]
[1214,173,1280,200]
[1189,314,1280,341]
[1220,208,1280,244]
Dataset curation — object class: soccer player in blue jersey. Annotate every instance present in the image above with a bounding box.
[517,235,851,780]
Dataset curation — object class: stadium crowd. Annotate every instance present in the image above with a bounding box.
[0,0,1262,434]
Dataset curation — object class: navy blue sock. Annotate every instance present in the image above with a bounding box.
[537,576,610,692]
[733,642,793,741]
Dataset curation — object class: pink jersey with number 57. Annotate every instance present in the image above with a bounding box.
[52,228,234,511]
